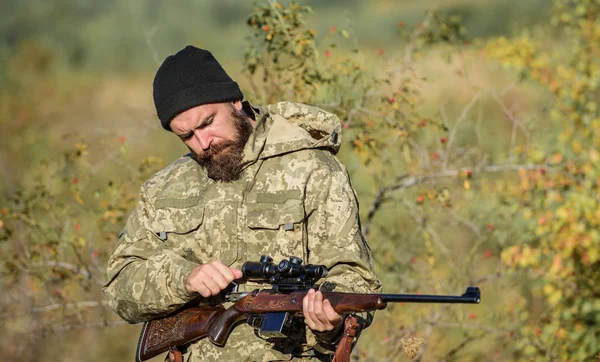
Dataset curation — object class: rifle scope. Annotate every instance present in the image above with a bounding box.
[242,255,328,282]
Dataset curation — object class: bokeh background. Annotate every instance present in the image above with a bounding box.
[1,0,599,361]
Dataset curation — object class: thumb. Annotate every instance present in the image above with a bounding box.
[231,268,244,279]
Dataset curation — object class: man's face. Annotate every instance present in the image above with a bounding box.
[170,101,253,181]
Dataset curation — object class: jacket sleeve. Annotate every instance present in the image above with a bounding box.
[102,187,200,323]
[303,152,382,352]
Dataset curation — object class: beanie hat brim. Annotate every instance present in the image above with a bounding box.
[157,81,243,131]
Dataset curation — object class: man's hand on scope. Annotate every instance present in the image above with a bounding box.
[302,288,343,332]
[185,261,243,297]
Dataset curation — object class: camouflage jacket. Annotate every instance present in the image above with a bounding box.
[103,102,382,361]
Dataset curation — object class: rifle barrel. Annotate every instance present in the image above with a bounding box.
[380,287,480,304]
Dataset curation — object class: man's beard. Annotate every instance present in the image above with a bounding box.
[192,105,253,182]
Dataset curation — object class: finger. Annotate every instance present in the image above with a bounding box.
[202,279,222,296]
[303,289,317,330]
[322,299,343,326]
[193,263,227,291]
[210,261,237,282]
[231,268,243,279]
[196,283,212,298]
[313,291,333,330]
[307,290,325,331]
[209,271,230,290]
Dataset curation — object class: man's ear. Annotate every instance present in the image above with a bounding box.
[232,100,243,111]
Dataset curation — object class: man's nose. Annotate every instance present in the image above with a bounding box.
[194,130,212,150]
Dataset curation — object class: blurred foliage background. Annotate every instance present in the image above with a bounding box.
[1,0,599,361]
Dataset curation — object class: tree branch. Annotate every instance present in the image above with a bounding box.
[363,163,546,235]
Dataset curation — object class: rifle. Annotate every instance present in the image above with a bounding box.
[136,255,481,361]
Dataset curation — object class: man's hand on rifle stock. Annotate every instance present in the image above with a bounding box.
[185,261,243,297]
[303,288,343,332]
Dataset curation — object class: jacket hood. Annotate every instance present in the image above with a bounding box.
[241,101,343,165]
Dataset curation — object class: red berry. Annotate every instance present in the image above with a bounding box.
[465,169,472,177]
[72,177,78,184]
[535,328,542,336]
[441,137,447,144]
[119,136,126,143]
[388,97,395,104]
[410,257,416,264]
[417,195,424,204]
[420,119,427,127]
[74,224,80,231]
[324,50,331,58]
[487,224,494,231]
[540,167,546,175]
[484,251,493,258]
[468,313,476,320]
[262,25,269,32]
[330,26,336,32]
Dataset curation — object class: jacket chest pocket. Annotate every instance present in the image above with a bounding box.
[202,201,239,266]
[245,199,306,262]
[149,200,207,264]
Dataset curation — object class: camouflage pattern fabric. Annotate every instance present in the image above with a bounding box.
[103,102,382,361]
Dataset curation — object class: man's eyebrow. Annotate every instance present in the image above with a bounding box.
[196,113,215,128]
[175,113,215,136]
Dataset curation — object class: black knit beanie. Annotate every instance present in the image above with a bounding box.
[153,46,244,131]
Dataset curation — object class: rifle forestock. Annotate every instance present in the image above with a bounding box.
[233,291,388,314]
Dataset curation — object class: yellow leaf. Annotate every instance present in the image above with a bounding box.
[548,289,562,306]
[463,180,471,190]
[75,193,84,205]
[543,283,555,295]
[341,30,350,39]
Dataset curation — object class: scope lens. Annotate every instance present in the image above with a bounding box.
[305,265,328,278]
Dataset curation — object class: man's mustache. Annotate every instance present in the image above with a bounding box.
[196,139,237,162]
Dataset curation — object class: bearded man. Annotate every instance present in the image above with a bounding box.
[103,46,381,361]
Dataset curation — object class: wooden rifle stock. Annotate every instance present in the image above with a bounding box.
[136,305,225,361]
